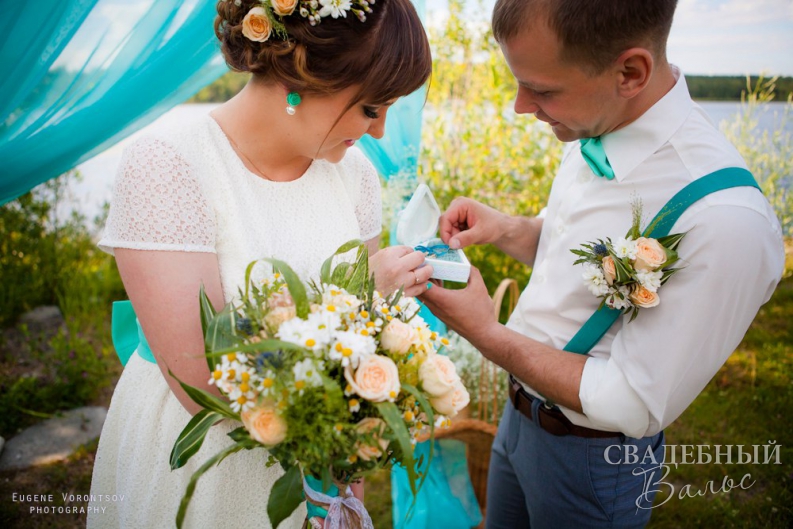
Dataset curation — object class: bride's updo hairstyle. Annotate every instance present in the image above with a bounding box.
[215,0,432,107]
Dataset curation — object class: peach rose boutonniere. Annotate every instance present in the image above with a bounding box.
[571,198,687,322]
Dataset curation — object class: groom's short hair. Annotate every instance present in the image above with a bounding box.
[492,0,678,74]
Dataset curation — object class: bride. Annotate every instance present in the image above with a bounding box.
[87,0,432,527]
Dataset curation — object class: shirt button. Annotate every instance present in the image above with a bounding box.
[556,223,566,235]
[534,274,546,284]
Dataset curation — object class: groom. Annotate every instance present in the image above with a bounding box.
[421,0,785,527]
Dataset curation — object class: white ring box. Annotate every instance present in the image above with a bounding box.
[396,184,471,283]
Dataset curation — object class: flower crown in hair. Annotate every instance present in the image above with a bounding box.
[237,0,375,42]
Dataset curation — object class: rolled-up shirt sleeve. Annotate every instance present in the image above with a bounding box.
[579,204,784,438]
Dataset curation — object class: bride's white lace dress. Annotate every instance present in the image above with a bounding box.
[87,115,382,528]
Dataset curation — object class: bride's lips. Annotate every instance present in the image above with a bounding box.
[344,139,356,147]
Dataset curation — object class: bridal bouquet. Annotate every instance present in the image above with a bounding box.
[570,200,687,322]
[169,240,469,528]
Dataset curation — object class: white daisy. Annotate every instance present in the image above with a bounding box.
[605,286,633,310]
[613,237,638,260]
[329,330,377,367]
[636,269,663,292]
[293,358,324,394]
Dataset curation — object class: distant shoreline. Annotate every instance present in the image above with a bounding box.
[189,73,793,104]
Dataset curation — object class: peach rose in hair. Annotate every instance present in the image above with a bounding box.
[271,0,298,16]
[242,6,272,42]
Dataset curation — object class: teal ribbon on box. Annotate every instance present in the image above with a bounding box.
[111,300,156,366]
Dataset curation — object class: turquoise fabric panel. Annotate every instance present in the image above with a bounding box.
[392,440,483,529]
[111,300,155,366]
[0,0,228,205]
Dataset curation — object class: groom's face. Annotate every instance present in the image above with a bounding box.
[501,23,626,142]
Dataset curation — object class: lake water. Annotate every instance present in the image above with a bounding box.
[67,101,791,223]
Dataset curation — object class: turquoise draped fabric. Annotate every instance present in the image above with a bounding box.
[0,0,228,205]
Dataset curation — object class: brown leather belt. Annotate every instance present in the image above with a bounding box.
[508,375,620,439]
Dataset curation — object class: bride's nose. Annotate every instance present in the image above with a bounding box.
[367,113,388,139]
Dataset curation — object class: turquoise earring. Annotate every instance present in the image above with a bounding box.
[286,92,301,115]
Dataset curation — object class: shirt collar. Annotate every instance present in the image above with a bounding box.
[600,66,693,182]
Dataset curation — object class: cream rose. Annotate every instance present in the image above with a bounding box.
[380,320,416,355]
[430,380,470,417]
[242,6,272,42]
[419,353,460,397]
[633,237,667,271]
[629,285,660,308]
[602,256,616,285]
[265,306,296,328]
[271,0,298,16]
[241,404,287,446]
[344,354,401,402]
[355,418,389,461]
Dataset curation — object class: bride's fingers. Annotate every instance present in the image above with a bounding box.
[402,265,434,297]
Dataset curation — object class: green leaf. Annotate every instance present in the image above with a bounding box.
[198,285,217,371]
[613,257,633,283]
[330,262,352,286]
[170,409,223,470]
[205,304,237,359]
[267,465,304,529]
[261,258,309,319]
[400,383,435,491]
[657,232,686,251]
[321,239,363,285]
[345,245,370,295]
[169,369,239,420]
[243,259,259,301]
[375,401,416,494]
[176,443,245,528]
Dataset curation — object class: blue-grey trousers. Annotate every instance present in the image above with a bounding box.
[485,399,665,528]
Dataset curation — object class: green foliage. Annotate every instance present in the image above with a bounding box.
[721,76,793,235]
[188,71,250,103]
[0,171,125,327]
[416,0,562,293]
[0,323,112,437]
[686,75,793,101]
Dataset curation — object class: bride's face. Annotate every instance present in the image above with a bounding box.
[298,86,393,163]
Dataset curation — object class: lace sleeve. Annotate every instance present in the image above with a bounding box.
[343,147,383,241]
[98,136,217,255]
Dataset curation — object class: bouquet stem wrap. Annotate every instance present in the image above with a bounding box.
[303,478,373,529]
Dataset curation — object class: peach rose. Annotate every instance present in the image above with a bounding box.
[355,418,389,461]
[602,256,616,285]
[629,285,660,308]
[380,320,416,355]
[241,404,287,446]
[345,354,401,402]
[265,306,297,328]
[419,354,460,397]
[242,7,272,42]
[430,380,470,417]
[271,0,298,16]
[633,237,667,271]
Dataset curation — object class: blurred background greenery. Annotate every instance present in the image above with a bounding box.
[1,0,791,527]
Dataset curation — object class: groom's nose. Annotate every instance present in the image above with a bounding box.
[515,86,541,115]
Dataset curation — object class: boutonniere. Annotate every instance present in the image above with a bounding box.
[570,199,687,322]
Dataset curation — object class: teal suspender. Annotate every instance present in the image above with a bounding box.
[563,167,761,355]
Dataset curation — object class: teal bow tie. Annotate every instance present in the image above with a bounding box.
[579,136,615,180]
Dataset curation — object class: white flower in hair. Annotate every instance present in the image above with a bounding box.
[319,0,352,18]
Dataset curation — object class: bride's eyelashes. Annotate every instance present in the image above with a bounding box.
[363,106,380,119]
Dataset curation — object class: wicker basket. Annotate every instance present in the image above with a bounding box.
[433,278,520,525]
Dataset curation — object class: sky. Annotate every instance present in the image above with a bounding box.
[426,0,793,77]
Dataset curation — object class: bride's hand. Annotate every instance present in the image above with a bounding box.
[369,246,433,297]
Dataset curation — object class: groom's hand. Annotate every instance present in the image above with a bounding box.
[420,267,499,346]
[439,197,509,250]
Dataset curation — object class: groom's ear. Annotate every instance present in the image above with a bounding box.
[614,48,654,100]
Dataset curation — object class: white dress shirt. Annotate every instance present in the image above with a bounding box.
[506,67,785,438]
